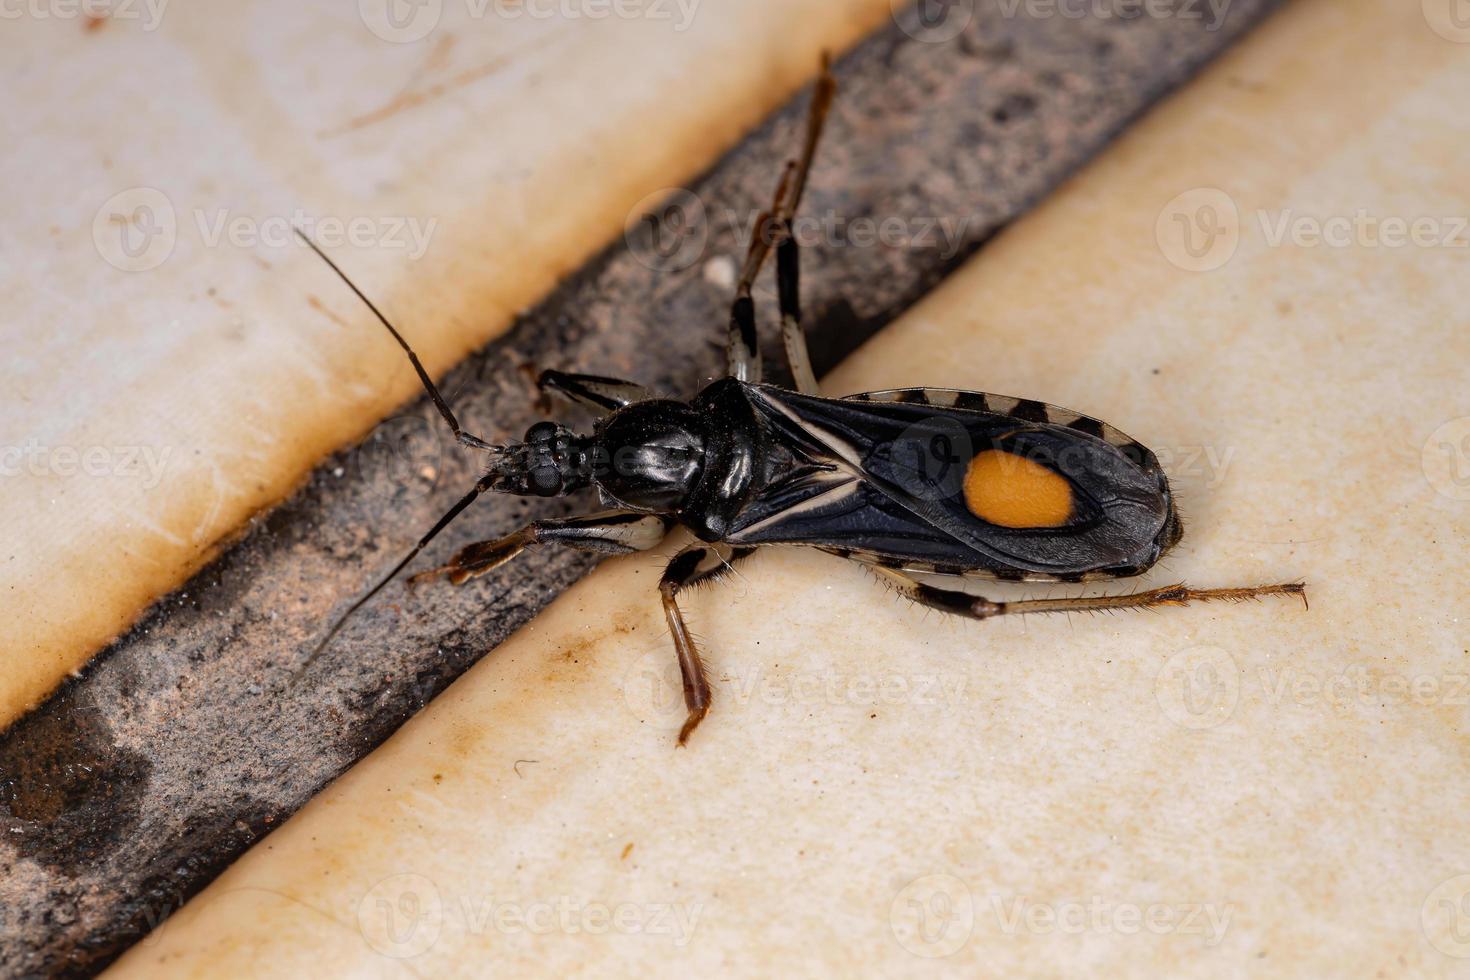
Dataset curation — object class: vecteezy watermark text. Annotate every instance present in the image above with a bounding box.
[1157,188,1470,272]
[0,440,172,488]
[356,874,701,959]
[359,0,701,44]
[93,187,438,272]
[0,0,168,30]
[626,187,975,273]
[997,0,1233,31]
[990,895,1234,946]
[889,874,1234,958]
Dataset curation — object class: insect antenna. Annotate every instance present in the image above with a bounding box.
[293,227,494,451]
[290,226,512,676]
[296,467,506,678]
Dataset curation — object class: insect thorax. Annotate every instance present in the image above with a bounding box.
[591,379,761,541]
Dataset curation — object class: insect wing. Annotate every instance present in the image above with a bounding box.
[736,386,1170,575]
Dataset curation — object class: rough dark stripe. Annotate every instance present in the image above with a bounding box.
[777,235,801,322]
[660,548,708,588]
[1009,398,1051,423]
[953,391,990,413]
[731,294,758,351]
[1117,440,1151,467]
[917,585,983,615]
[1068,416,1106,439]
[0,4,1285,975]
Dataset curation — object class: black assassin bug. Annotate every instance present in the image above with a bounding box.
[298,58,1304,745]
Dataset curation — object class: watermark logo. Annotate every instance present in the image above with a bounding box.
[1423,874,1470,958]
[1156,188,1239,273]
[1424,0,1470,43]
[93,187,177,272]
[1155,644,1239,730]
[91,191,438,271]
[358,873,444,959]
[882,416,975,503]
[359,0,442,42]
[360,0,701,43]
[893,0,974,43]
[1158,188,1470,272]
[354,415,445,503]
[891,874,974,958]
[621,646,688,727]
[0,0,169,30]
[625,187,710,274]
[1422,417,1470,501]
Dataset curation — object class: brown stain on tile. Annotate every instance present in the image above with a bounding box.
[0,690,150,869]
[318,39,553,139]
[305,294,349,330]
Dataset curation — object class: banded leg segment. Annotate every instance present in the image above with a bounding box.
[725,169,788,383]
[415,512,672,585]
[538,370,651,414]
[776,228,818,394]
[725,56,836,384]
[771,57,834,394]
[871,567,1307,620]
[659,542,757,745]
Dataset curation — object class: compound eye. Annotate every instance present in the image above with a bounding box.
[527,464,562,497]
[963,449,1074,529]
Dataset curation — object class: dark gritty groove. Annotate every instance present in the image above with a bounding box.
[0,2,1282,975]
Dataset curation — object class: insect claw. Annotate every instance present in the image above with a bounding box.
[677,707,709,747]
[407,567,445,587]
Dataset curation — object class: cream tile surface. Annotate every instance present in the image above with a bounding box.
[0,0,891,727]
[106,0,1470,975]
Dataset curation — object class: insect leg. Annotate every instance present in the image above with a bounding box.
[724,56,836,384]
[294,228,495,452]
[775,230,818,394]
[870,568,1307,620]
[537,370,651,414]
[726,196,779,383]
[659,542,758,746]
[772,56,835,394]
[414,512,673,585]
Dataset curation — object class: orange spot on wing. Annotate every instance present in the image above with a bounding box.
[963,450,1073,529]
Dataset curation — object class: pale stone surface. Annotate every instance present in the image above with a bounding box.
[106,0,1470,975]
[0,0,892,728]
